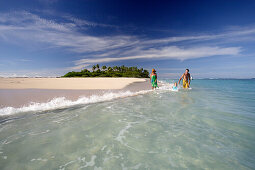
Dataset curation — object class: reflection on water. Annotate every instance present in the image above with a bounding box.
[0,80,255,169]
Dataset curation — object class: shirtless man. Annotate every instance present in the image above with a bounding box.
[178,69,191,88]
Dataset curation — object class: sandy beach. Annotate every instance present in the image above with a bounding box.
[0,78,150,108]
[0,77,146,90]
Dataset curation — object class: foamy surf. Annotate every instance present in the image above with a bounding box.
[0,90,151,116]
[158,81,174,90]
[158,81,192,91]
[0,81,174,116]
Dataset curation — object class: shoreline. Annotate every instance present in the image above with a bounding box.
[0,78,151,108]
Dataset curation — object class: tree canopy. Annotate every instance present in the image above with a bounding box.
[63,65,149,78]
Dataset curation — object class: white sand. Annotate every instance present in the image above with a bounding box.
[0,78,146,90]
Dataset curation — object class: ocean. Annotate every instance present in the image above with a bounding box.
[0,79,254,169]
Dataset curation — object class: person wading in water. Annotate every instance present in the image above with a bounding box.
[150,69,158,90]
[178,69,191,88]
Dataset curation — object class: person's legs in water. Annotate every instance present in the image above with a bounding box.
[150,72,158,89]
[151,81,157,89]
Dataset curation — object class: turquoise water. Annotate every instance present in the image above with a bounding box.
[0,79,255,169]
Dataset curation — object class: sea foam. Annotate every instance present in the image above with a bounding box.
[0,81,173,116]
[0,90,151,116]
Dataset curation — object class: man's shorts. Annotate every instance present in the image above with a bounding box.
[183,80,189,88]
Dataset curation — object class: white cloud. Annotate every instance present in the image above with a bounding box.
[0,11,253,72]
[63,15,119,28]
[75,46,241,66]
[0,11,135,53]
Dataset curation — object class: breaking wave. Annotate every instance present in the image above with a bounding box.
[0,90,151,116]
[0,81,174,116]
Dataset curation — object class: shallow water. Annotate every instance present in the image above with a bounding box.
[0,79,255,169]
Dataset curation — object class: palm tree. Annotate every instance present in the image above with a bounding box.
[96,64,100,70]
[107,67,113,72]
[143,69,149,77]
[121,65,125,72]
[139,68,143,73]
[81,69,89,73]
[102,65,107,71]
[92,65,96,72]
[95,64,101,72]
[113,66,118,71]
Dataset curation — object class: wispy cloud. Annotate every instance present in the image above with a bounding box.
[142,27,255,45]
[0,11,253,71]
[0,11,132,53]
[75,46,241,65]
[63,15,119,29]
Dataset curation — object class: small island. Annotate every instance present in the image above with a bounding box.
[63,64,150,78]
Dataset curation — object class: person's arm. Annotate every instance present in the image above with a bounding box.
[188,74,191,85]
[178,74,183,84]
[155,74,157,82]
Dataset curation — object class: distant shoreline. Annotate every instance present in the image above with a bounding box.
[62,65,150,78]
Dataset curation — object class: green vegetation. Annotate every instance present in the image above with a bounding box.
[63,65,150,78]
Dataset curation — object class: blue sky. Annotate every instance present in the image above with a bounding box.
[0,0,255,78]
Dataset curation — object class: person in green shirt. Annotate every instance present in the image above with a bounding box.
[150,69,158,89]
